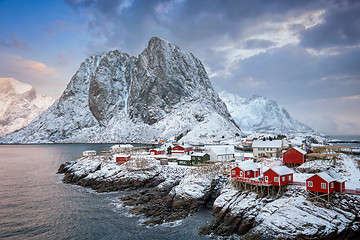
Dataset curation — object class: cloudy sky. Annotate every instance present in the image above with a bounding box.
[0,0,359,136]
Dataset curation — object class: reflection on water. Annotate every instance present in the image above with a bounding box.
[0,145,211,240]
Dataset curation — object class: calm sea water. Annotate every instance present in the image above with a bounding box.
[0,144,212,240]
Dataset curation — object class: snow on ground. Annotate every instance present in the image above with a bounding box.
[339,154,360,189]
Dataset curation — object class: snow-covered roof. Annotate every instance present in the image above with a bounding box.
[177,155,191,161]
[191,152,208,157]
[267,166,293,176]
[291,146,307,155]
[113,154,130,158]
[316,172,337,183]
[150,148,164,151]
[83,150,96,153]
[208,145,235,155]
[252,140,282,148]
[238,160,260,171]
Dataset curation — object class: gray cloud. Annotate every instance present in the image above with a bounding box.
[0,34,28,50]
[300,0,360,49]
[243,39,276,49]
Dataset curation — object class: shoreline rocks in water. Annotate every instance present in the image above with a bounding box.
[58,155,360,239]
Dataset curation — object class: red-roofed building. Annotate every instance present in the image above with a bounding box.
[231,161,260,179]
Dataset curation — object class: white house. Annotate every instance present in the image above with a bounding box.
[252,140,283,158]
[207,145,235,161]
[83,150,96,156]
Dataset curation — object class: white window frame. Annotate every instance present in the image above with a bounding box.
[240,171,243,177]
[321,183,326,189]
[331,182,334,188]
[308,181,313,187]
[265,176,268,182]
[232,170,236,175]
[282,176,285,181]
[289,175,292,180]
[274,177,279,182]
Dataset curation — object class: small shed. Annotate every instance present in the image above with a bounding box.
[263,166,293,186]
[177,155,192,166]
[150,148,165,155]
[83,150,96,156]
[207,145,235,161]
[231,160,261,179]
[191,152,210,165]
[113,154,131,163]
[160,158,168,165]
[306,172,345,194]
[283,147,306,166]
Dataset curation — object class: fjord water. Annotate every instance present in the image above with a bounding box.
[0,145,211,240]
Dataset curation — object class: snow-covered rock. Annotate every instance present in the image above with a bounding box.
[219,90,313,135]
[0,37,240,143]
[0,78,54,136]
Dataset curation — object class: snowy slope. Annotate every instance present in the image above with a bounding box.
[0,37,240,143]
[219,91,313,134]
[0,78,54,136]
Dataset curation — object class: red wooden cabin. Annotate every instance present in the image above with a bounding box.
[150,148,165,155]
[172,145,193,155]
[114,154,131,163]
[231,161,261,179]
[283,147,306,166]
[263,166,293,186]
[306,172,345,194]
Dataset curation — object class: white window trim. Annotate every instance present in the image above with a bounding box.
[308,181,313,187]
[232,170,236,175]
[274,177,279,182]
[265,176,268,182]
[321,183,327,189]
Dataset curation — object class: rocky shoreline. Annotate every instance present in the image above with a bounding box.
[58,156,360,239]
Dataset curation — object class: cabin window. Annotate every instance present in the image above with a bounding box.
[308,181,313,187]
[331,182,334,188]
[247,171,249,175]
[270,148,272,151]
[282,176,285,181]
[240,171,243,177]
[289,175,292,180]
[321,183,326,189]
[274,177,279,182]
[232,170,236,175]
[265,176,268,182]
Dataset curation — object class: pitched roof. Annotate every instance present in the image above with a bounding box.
[208,145,235,155]
[252,140,282,148]
[291,146,307,155]
[191,152,208,157]
[267,166,293,176]
[238,160,260,171]
[316,172,337,183]
[177,155,191,161]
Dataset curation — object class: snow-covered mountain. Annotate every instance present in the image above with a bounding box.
[219,91,313,134]
[0,78,54,136]
[0,37,241,143]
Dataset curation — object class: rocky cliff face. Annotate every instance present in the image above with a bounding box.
[0,78,53,136]
[219,91,313,134]
[0,37,240,143]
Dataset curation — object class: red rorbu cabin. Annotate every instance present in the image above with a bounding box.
[150,148,165,155]
[263,166,293,186]
[306,172,345,194]
[172,145,193,156]
[114,154,130,163]
[283,147,306,166]
[231,161,261,179]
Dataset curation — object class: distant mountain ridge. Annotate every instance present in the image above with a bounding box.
[0,78,53,136]
[219,91,313,134]
[0,37,241,143]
